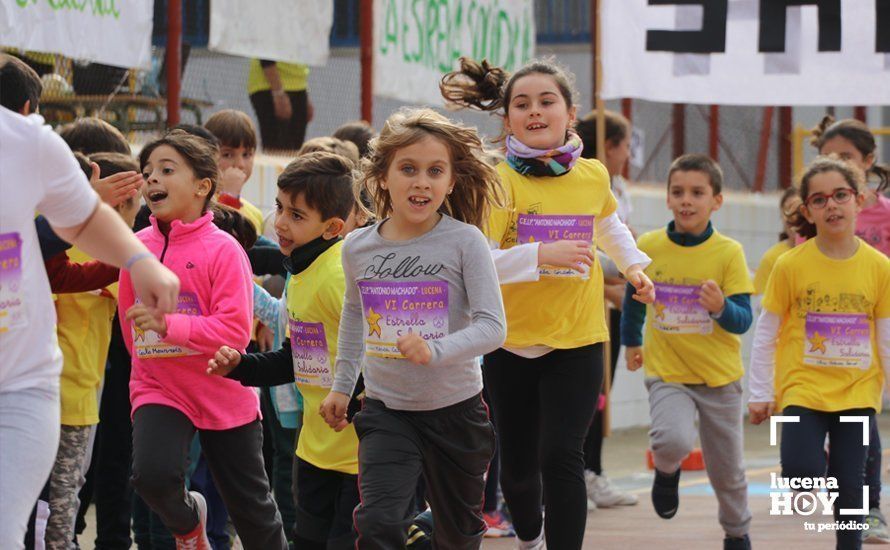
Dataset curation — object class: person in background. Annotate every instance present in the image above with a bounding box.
[248,60,313,152]
[575,109,640,511]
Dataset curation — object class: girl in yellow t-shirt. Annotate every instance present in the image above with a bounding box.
[753,187,801,295]
[441,58,655,550]
[811,116,890,541]
[748,157,890,550]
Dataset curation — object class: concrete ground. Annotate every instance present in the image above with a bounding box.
[78,414,890,549]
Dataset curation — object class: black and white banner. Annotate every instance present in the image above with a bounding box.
[602,0,889,105]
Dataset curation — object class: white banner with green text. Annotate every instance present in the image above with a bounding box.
[0,0,153,68]
[374,0,536,105]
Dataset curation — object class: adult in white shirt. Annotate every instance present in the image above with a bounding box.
[0,55,179,549]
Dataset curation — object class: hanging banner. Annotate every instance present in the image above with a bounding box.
[0,1,153,68]
[601,0,890,105]
[374,0,536,105]
[209,0,333,66]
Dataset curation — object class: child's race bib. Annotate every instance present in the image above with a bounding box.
[133,292,201,359]
[516,214,594,279]
[358,281,449,359]
[803,312,871,369]
[289,320,332,388]
[651,283,713,335]
[0,232,24,333]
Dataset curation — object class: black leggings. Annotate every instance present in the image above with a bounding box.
[584,310,621,474]
[483,344,604,549]
[131,405,288,550]
[781,405,873,550]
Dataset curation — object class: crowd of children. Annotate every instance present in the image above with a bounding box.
[2,49,890,550]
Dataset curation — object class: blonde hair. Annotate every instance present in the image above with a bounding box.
[298,136,361,167]
[360,108,504,230]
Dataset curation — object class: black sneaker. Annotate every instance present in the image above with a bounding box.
[651,468,681,519]
[724,534,751,550]
[407,509,433,549]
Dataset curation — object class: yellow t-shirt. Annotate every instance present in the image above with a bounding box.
[762,239,890,412]
[239,198,265,237]
[638,229,754,386]
[753,240,792,295]
[285,241,358,474]
[56,247,118,426]
[487,159,618,348]
[247,60,309,95]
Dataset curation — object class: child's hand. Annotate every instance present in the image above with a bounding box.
[207,346,242,376]
[748,402,775,425]
[699,280,725,314]
[625,346,643,371]
[626,265,655,304]
[90,162,143,207]
[396,331,432,365]
[538,240,594,272]
[219,166,248,196]
[319,391,351,432]
[126,303,167,337]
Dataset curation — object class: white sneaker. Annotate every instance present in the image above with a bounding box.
[517,529,546,550]
[174,491,211,550]
[585,471,638,508]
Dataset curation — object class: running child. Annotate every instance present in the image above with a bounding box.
[208,152,361,549]
[440,57,654,550]
[748,157,890,550]
[622,154,754,550]
[320,107,507,549]
[119,130,288,549]
[811,116,890,542]
[753,187,800,296]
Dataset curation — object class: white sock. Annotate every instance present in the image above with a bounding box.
[518,527,545,549]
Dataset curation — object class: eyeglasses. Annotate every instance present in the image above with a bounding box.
[804,188,857,210]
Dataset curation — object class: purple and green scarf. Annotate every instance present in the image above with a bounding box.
[505,132,584,177]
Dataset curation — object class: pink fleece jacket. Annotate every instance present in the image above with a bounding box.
[118,211,259,430]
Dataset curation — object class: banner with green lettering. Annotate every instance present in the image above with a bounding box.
[0,0,152,69]
[374,0,535,104]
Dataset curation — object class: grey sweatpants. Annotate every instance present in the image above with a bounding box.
[0,387,60,550]
[646,378,752,538]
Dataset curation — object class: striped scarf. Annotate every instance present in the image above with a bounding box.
[505,132,584,177]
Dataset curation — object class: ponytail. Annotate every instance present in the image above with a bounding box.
[440,57,508,113]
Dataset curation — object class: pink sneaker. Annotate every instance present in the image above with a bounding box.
[483,510,516,538]
[174,491,211,550]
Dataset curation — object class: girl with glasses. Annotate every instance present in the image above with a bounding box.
[748,157,890,550]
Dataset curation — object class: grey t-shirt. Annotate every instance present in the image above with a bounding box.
[331,215,506,411]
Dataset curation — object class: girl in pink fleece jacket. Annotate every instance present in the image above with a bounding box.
[118,130,287,550]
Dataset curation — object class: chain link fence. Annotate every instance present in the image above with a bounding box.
[9,0,885,191]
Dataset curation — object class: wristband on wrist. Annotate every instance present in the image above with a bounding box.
[125,251,154,271]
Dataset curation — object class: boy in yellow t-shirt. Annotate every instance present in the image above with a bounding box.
[622,155,753,549]
[208,153,361,548]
